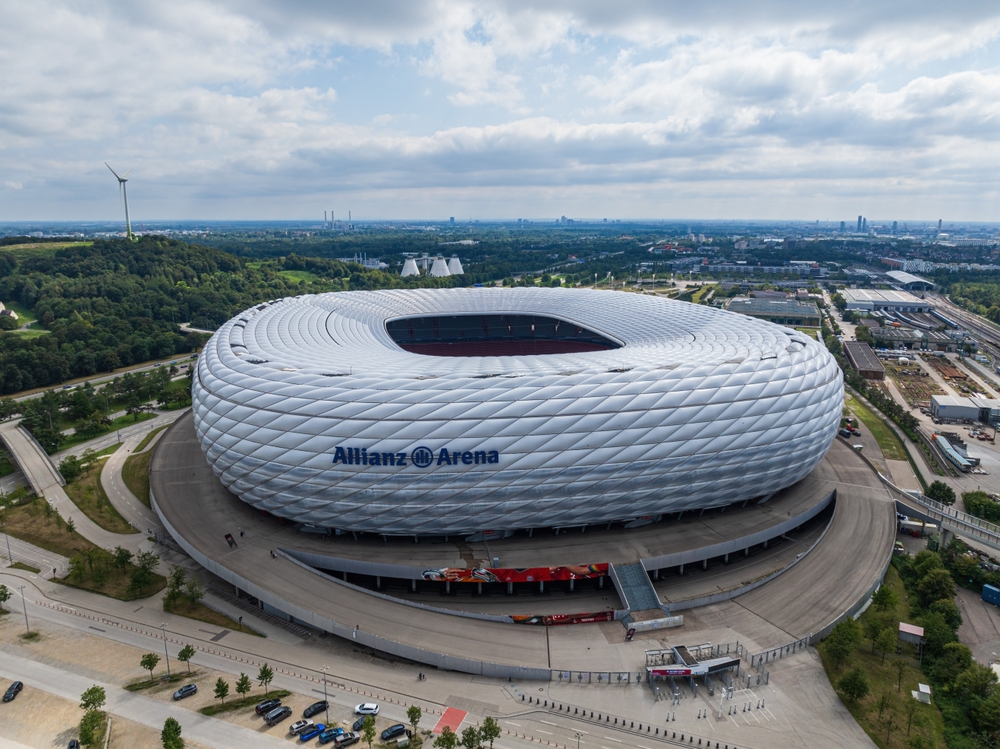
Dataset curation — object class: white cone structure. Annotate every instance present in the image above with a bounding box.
[447,256,464,275]
[192,288,843,536]
[401,258,420,277]
[429,256,451,277]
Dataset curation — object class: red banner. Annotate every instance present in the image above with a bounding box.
[511,611,615,626]
[420,564,607,584]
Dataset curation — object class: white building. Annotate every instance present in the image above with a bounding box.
[841,289,933,312]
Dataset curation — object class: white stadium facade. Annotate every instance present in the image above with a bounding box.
[191,288,843,536]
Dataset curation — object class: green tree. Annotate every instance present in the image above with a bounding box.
[864,617,886,654]
[79,685,106,712]
[825,618,862,668]
[926,480,956,505]
[177,644,196,673]
[876,628,898,664]
[407,705,422,732]
[461,724,482,749]
[214,677,229,705]
[918,611,957,658]
[434,726,458,749]
[59,455,82,482]
[913,550,944,578]
[161,716,183,749]
[66,516,76,534]
[235,672,252,700]
[972,691,1000,733]
[893,658,907,691]
[140,653,160,681]
[362,715,376,749]
[184,578,205,603]
[954,663,998,701]
[874,691,891,719]
[112,546,132,572]
[838,666,870,703]
[0,584,9,611]
[480,717,500,749]
[933,642,973,686]
[257,663,274,695]
[871,585,898,613]
[165,567,186,606]
[918,569,956,606]
[79,709,104,747]
[930,598,962,631]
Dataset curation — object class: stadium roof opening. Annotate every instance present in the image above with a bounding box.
[385,313,621,357]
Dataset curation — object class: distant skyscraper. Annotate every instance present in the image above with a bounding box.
[892,221,897,234]
[450,217,455,224]
[324,210,327,227]
[840,221,846,232]
[862,218,867,232]
[938,219,943,232]
[857,216,863,232]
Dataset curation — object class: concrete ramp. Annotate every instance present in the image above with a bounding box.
[0,424,65,495]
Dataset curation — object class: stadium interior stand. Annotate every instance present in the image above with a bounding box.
[386,313,621,357]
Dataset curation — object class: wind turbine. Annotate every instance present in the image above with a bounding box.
[105,163,134,240]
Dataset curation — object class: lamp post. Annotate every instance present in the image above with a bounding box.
[575,731,582,749]
[321,666,329,724]
[160,623,171,677]
[1,520,12,566]
[18,585,29,635]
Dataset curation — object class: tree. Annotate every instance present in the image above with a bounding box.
[871,585,898,613]
[825,618,862,668]
[461,724,482,749]
[257,663,274,695]
[838,666,870,703]
[926,480,956,505]
[876,628,898,664]
[214,677,229,705]
[407,705,422,732]
[918,569,956,606]
[112,546,132,572]
[59,455,82,482]
[930,598,962,632]
[140,653,160,681]
[933,642,973,686]
[893,658,908,691]
[79,709,104,747]
[434,726,458,749]
[480,717,500,749]
[904,698,920,735]
[161,716,183,749]
[972,691,1000,733]
[66,516,76,534]
[165,567,186,606]
[918,612,957,658]
[177,645,196,673]
[875,691,891,719]
[79,685,106,712]
[0,584,9,611]
[235,672,252,700]
[185,579,205,603]
[362,715,376,749]
[864,617,886,654]
[954,663,998,701]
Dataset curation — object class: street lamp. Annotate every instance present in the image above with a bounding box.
[160,623,171,677]
[1,519,12,566]
[321,666,329,724]
[575,731,582,749]
[18,585,29,635]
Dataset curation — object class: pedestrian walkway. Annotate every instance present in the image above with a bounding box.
[610,562,661,612]
[0,534,69,578]
[0,423,63,496]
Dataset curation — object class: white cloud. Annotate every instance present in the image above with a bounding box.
[4,182,23,190]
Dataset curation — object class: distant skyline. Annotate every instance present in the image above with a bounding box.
[4,1,1000,221]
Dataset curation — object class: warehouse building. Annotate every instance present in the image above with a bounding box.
[725,298,821,327]
[844,342,885,380]
[841,289,933,313]
[931,394,1000,424]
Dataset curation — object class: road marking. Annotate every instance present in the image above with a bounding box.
[505,722,520,727]
[88,626,105,632]
[540,720,558,726]
[537,730,552,735]
[602,738,622,743]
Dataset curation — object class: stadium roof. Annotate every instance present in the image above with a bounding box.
[886,271,934,290]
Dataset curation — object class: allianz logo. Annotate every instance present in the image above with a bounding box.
[332,445,500,468]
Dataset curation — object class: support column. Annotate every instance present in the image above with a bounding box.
[724,553,729,563]
[702,559,707,570]
[763,539,768,549]
[654,569,660,580]
[376,576,381,589]
[679,564,684,575]
[508,582,513,595]
[477,582,482,595]
[540,581,545,593]
[412,579,417,592]
[569,579,574,592]
[599,576,604,589]
[446,581,451,594]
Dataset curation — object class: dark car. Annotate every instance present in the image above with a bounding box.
[68,742,81,749]
[838,428,852,438]
[256,698,283,715]
[265,706,293,727]
[172,684,198,700]
[334,733,360,748]
[352,717,366,732]
[304,700,329,718]
[380,724,411,742]
[3,681,23,702]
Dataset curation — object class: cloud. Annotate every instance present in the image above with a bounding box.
[3,0,1000,220]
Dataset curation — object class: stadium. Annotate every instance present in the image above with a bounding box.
[190,287,844,536]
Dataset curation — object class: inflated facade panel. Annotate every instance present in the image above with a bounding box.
[192,288,843,534]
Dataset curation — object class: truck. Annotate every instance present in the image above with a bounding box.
[984,584,1000,608]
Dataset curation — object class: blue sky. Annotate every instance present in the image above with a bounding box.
[3,0,1000,221]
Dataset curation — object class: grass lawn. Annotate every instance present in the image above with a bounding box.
[199,689,292,716]
[135,425,169,453]
[56,565,166,601]
[10,562,41,573]
[795,327,819,340]
[63,456,138,534]
[1,300,37,325]
[164,597,264,637]
[7,328,50,339]
[818,565,947,748]
[125,671,202,693]
[1,241,93,254]
[122,449,152,507]
[1,496,100,558]
[845,392,908,461]
[59,411,156,452]
[278,269,323,284]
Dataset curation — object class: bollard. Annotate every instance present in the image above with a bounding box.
[522,695,525,701]
[631,722,634,728]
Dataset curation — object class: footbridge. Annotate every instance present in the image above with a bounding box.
[0,422,65,496]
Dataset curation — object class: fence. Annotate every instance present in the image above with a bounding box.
[552,670,643,685]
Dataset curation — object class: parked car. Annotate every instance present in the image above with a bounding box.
[265,706,293,727]
[68,741,81,749]
[352,717,367,732]
[289,720,315,736]
[3,681,23,702]
[304,700,329,718]
[354,703,379,716]
[838,428,851,438]
[334,732,361,748]
[300,724,327,741]
[318,727,345,744]
[256,698,283,715]
[381,724,411,742]
[172,684,198,700]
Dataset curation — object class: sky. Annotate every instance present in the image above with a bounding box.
[3,1,1000,222]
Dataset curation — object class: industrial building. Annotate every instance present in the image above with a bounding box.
[192,288,843,536]
[871,327,957,352]
[725,297,821,327]
[930,394,1000,424]
[841,289,933,313]
[844,342,885,380]
[885,271,935,290]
